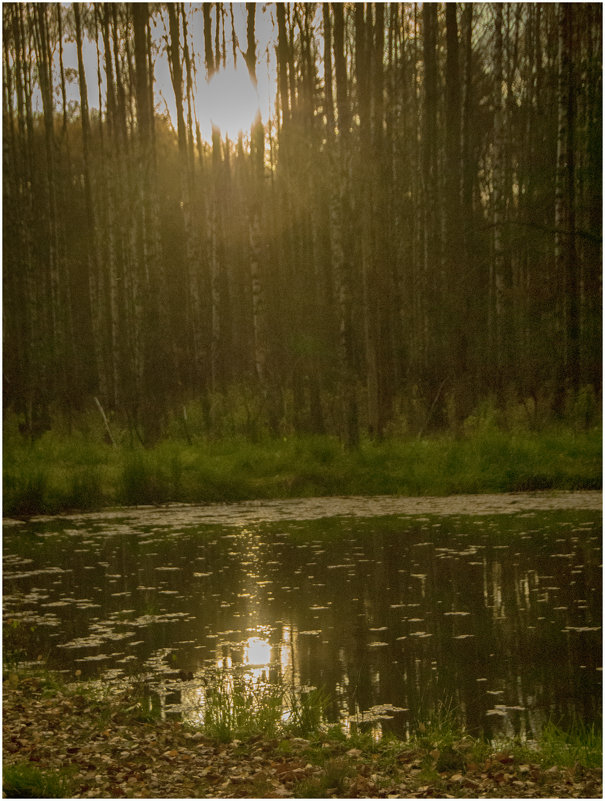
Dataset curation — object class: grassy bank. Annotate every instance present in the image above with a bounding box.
[3,418,601,517]
[3,664,602,799]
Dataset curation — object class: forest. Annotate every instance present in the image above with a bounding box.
[3,2,602,447]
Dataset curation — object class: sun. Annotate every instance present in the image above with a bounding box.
[204,64,260,140]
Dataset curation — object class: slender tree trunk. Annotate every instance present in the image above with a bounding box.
[73,4,102,404]
[330,3,358,447]
[32,3,62,416]
[445,4,466,398]
[170,3,204,393]
[555,2,579,395]
[422,2,441,402]
[491,3,506,382]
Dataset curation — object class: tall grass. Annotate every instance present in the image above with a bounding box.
[3,408,601,516]
[195,671,329,742]
[536,719,602,769]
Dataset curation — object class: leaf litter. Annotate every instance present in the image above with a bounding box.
[3,676,602,799]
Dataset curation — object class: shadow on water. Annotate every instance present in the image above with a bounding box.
[3,494,602,741]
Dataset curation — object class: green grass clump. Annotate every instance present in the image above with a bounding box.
[201,673,284,742]
[3,763,76,798]
[195,672,329,743]
[535,719,602,769]
[294,758,352,798]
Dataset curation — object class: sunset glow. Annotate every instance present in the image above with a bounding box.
[204,65,260,140]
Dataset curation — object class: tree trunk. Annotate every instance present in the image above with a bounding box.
[555,3,579,398]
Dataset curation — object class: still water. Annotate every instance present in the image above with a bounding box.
[3,492,602,740]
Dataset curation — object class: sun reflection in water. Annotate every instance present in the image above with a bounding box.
[243,636,272,667]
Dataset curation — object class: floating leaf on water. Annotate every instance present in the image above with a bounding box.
[444,611,470,617]
[453,634,475,639]
[298,630,321,636]
[486,708,507,717]
[369,626,388,632]
[76,654,110,662]
[193,572,212,577]
[563,625,601,633]
[41,600,73,608]
[349,703,407,722]
[368,641,389,647]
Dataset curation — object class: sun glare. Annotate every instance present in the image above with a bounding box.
[204,65,260,140]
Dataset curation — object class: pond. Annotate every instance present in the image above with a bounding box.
[3,491,602,741]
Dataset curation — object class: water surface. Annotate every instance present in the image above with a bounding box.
[4,491,601,739]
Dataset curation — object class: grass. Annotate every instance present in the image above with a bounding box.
[3,414,601,517]
[191,670,330,742]
[294,757,353,797]
[525,718,603,770]
[3,763,76,798]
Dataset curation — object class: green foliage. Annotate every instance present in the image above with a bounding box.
[193,671,330,743]
[285,686,331,736]
[2,407,601,516]
[412,700,464,754]
[199,672,284,742]
[293,758,352,798]
[536,719,602,769]
[3,763,76,798]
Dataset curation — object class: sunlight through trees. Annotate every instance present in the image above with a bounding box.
[3,3,602,443]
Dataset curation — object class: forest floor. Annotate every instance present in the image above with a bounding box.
[3,674,602,799]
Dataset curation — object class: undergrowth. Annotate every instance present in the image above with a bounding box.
[3,763,76,798]
[3,416,601,517]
